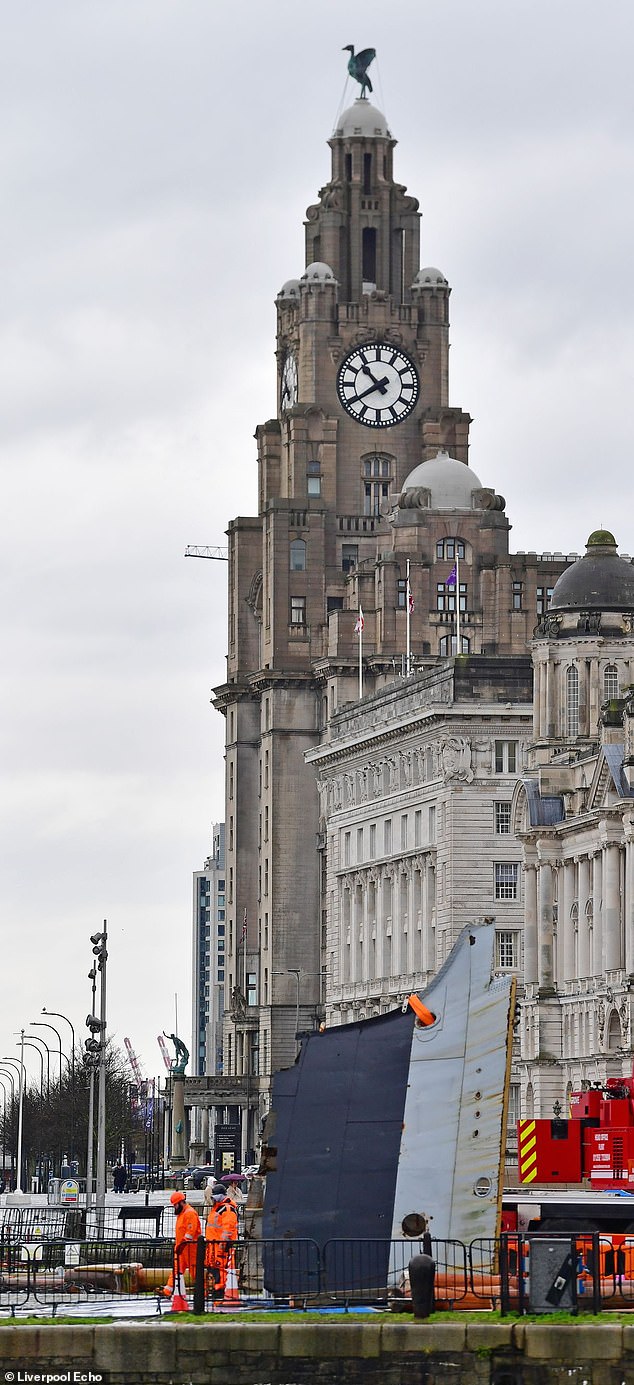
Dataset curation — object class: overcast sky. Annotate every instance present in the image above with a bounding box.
[2,0,634,1089]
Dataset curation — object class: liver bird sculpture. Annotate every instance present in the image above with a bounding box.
[342,45,376,97]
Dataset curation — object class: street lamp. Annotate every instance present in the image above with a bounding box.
[23,1034,51,1098]
[0,1073,14,1187]
[87,924,108,1215]
[2,1038,26,1194]
[32,1020,64,1081]
[20,1040,45,1099]
[42,1008,76,1163]
[272,969,322,1050]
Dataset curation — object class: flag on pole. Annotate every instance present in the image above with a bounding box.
[408,591,415,614]
[446,564,457,588]
[354,608,365,633]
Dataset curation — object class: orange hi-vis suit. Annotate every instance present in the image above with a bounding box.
[165,1199,201,1295]
[205,1198,238,1296]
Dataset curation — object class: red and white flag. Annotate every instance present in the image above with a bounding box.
[408,591,415,614]
[354,608,365,634]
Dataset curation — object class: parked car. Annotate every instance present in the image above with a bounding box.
[186,1165,216,1190]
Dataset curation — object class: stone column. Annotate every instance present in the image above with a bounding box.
[577,857,590,977]
[562,859,576,981]
[170,1077,187,1169]
[523,859,538,985]
[602,834,622,973]
[537,849,555,992]
[625,813,634,976]
[590,853,602,976]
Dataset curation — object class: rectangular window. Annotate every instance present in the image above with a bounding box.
[496,930,519,968]
[495,863,519,900]
[290,596,306,625]
[397,579,407,609]
[428,804,436,843]
[495,802,512,834]
[512,581,523,611]
[369,823,376,857]
[400,814,408,850]
[536,586,554,616]
[495,740,517,773]
[246,971,258,1006]
[356,826,363,862]
[384,819,392,854]
[344,831,351,866]
[307,475,321,497]
[342,544,358,573]
[415,809,422,847]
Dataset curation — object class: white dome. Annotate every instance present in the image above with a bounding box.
[402,450,483,508]
[277,278,300,300]
[413,267,448,288]
[301,261,337,283]
[333,99,391,140]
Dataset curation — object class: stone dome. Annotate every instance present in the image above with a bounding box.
[401,450,483,508]
[277,278,300,300]
[550,531,634,611]
[333,99,391,140]
[412,267,449,288]
[301,261,337,283]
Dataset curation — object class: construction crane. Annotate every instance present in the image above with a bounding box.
[124,1037,145,1089]
[184,545,228,561]
[157,1034,174,1073]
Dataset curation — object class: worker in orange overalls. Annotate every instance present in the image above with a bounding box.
[163,1190,201,1299]
[205,1183,239,1299]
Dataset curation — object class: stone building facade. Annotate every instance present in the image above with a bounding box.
[211,89,575,1144]
[513,531,634,1118]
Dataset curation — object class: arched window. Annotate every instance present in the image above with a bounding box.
[362,453,394,515]
[607,1009,623,1052]
[566,665,579,738]
[604,664,619,700]
[439,634,470,655]
[290,539,306,571]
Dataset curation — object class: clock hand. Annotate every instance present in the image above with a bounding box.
[350,375,390,404]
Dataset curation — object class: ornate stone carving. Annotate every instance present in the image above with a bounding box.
[440,736,474,784]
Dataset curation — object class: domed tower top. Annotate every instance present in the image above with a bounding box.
[304,74,420,304]
[549,530,634,612]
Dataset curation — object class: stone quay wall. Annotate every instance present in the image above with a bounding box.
[1,1319,634,1384]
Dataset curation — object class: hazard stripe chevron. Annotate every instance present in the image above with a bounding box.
[518,1120,537,1183]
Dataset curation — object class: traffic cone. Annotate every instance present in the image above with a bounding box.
[170,1269,189,1313]
[223,1248,240,1303]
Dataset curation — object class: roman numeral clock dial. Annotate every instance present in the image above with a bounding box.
[336,343,419,428]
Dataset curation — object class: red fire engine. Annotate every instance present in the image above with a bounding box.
[501,1076,634,1234]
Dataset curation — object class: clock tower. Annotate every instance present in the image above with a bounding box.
[213,86,478,1151]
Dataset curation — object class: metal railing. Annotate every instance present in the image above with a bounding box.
[3,1225,634,1315]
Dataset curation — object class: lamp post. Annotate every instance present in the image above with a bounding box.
[3,1039,26,1194]
[272,969,321,1051]
[23,1035,50,1098]
[42,1009,76,1164]
[20,1040,44,1098]
[85,964,98,1212]
[0,1073,13,1187]
[32,1020,63,1082]
[0,1067,16,1188]
[86,924,108,1215]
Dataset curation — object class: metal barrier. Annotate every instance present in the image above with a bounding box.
[3,1229,634,1314]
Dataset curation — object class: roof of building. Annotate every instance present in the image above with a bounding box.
[301,261,337,283]
[550,531,634,611]
[401,449,483,508]
[521,777,565,827]
[333,99,391,140]
[602,743,634,799]
[412,267,449,288]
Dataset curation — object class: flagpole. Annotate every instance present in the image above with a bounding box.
[406,559,411,677]
[455,550,461,653]
[358,610,363,699]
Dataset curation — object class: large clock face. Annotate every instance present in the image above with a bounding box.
[336,343,419,428]
[280,349,298,412]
